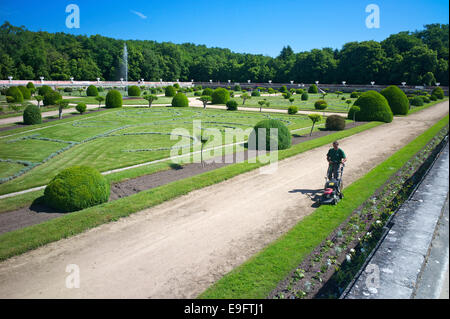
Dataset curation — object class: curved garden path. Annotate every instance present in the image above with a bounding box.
[0,101,448,298]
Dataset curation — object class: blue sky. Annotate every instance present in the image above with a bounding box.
[0,0,448,57]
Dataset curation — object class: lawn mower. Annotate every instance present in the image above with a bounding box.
[318,163,345,205]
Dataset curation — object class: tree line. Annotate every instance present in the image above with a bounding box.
[0,22,448,85]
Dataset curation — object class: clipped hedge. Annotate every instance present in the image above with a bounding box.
[23,105,42,125]
[128,85,141,97]
[76,103,87,114]
[6,87,23,103]
[410,96,424,106]
[308,84,318,93]
[26,82,35,90]
[202,88,214,96]
[171,92,189,107]
[249,119,291,150]
[165,86,176,97]
[431,87,444,99]
[18,86,31,100]
[251,90,261,97]
[352,90,393,123]
[288,105,298,114]
[226,100,238,111]
[314,100,328,110]
[43,90,62,106]
[211,88,230,104]
[44,166,110,212]
[380,85,409,115]
[301,92,309,101]
[105,89,123,108]
[347,105,360,120]
[38,85,52,96]
[86,85,99,97]
[325,115,346,131]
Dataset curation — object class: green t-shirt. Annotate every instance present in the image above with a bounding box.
[327,148,346,163]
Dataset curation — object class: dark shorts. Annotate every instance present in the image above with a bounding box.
[328,162,340,180]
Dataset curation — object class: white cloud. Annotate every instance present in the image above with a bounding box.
[130,10,147,19]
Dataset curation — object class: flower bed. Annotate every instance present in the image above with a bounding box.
[269,125,449,299]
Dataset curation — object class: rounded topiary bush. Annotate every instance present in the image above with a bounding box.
[23,105,42,125]
[6,87,24,103]
[348,105,360,120]
[105,89,123,108]
[410,96,424,106]
[44,166,110,212]
[353,90,393,123]
[38,85,52,96]
[251,90,261,97]
[422,96,430,103]
[308,84,318,93]
[233,85,241,91]
[430,94,438,101]
[301,92,309,101]
[64,87,73,93]
[279,86,288,93]
[226,100,238,111]
[211,88,230,104]
[431,87,444,99]
[171,92,189,107]
[380,85,408,115]
[202,88,214,96]
[165,86,176,97]
[350,92,359,98]
[288,105,298,114]
[26,82,35,90]
[314,100,328,110]
[18,86,31,100]
[296,89,304,95]
[43,90,62,106]
[86,85,99,97]
[326,115,346,131]
[128,85,141,97]
[249,119,291,150]
[76,103,87,114]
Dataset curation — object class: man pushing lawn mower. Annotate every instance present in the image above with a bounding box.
[319,141,347,205]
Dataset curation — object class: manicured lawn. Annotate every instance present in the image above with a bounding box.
[0,106,323,195]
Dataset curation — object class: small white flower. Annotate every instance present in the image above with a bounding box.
[350,248,356,254]
[346,254,352,262]
[376,220,382,224]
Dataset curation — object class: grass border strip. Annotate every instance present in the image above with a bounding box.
[198,115,449,299]
[0,122,381,261]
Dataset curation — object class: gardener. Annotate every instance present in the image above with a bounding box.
[326,141,347,180]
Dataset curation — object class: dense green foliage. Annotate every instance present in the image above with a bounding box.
[325,115,346,130]
[251,90,261,97]
[314,100,328,110]
[348,105,360,120]
[44,166,110,212]
[6,86,23,102]
[301,92,309,100]
[249,119,291,150]
[171,92,189,107]
[0,22,447,85]
[38,85,52,96]
[26,82,35,89]
[410,96,424,106]
[288,105,298,114]
[43,90,61,106]
[128,85,141,97]
[431,87,444,99]
[211,88,230,104]
[353,91,393,123]
[202,88,214,96]
[76,102,87,114]
[308,84,318,93]
[105,89,123,108]
[86,85,98,96]
[22,104,42,125]
[17,86,31,99]
[165,86,176,97]
[226,100,238,111]
[380,85,409,115]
